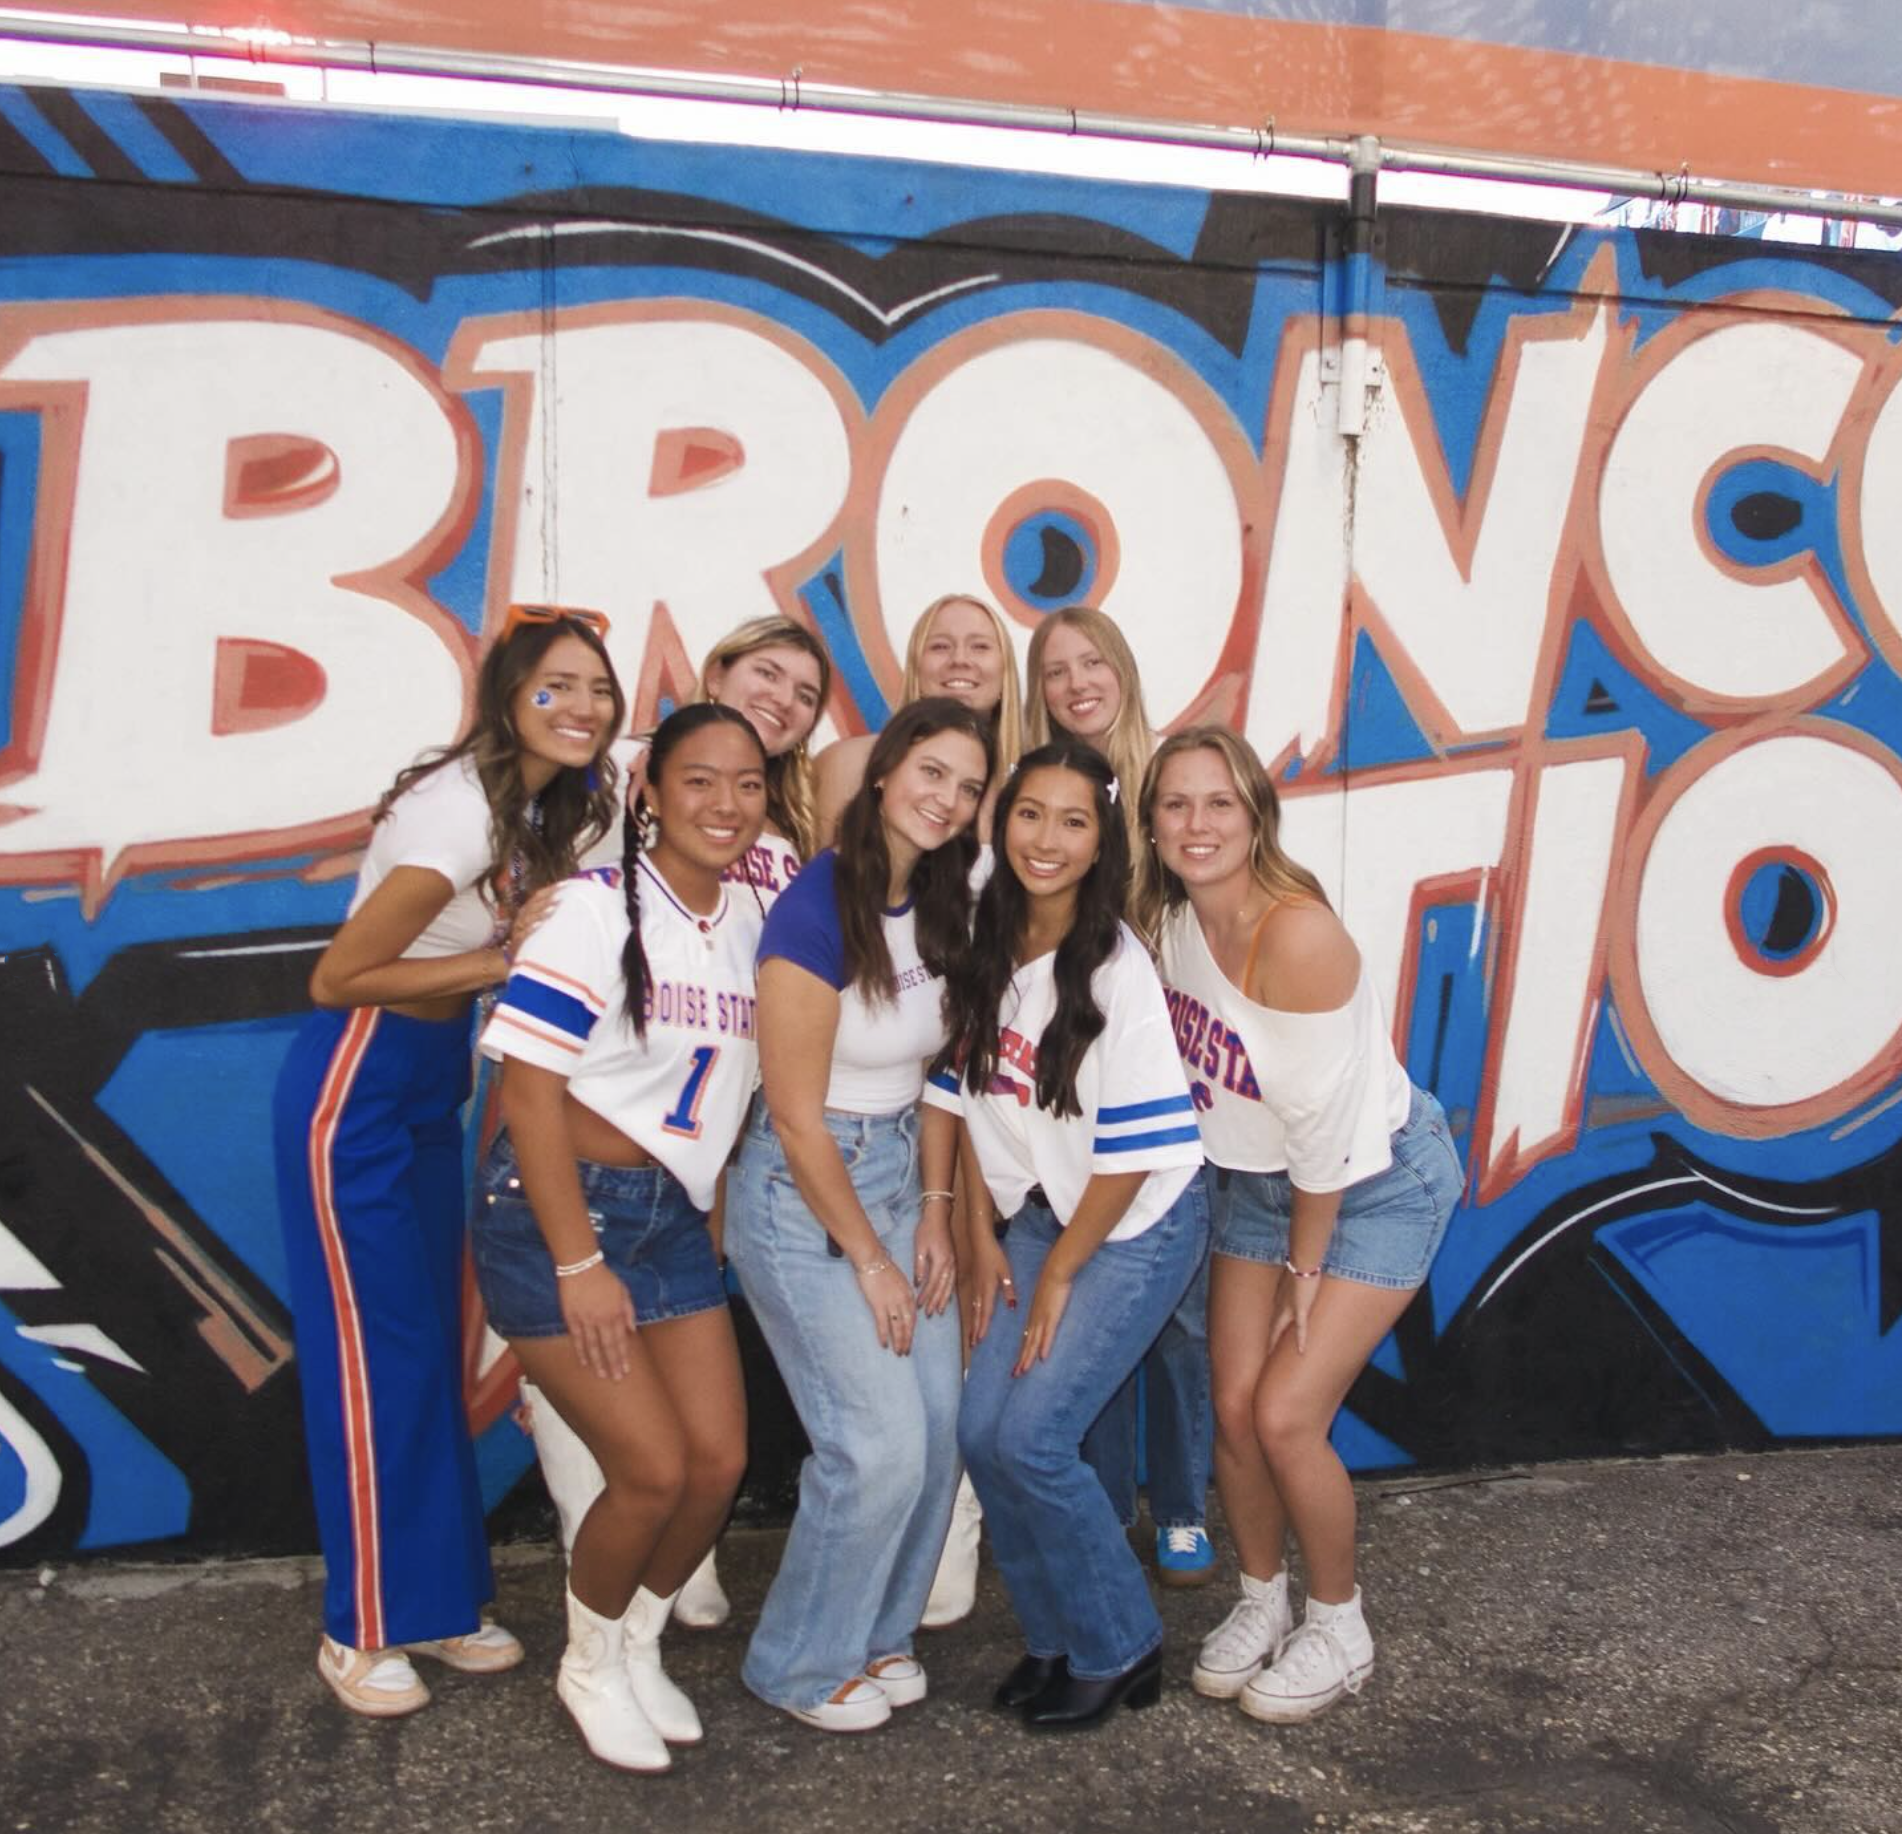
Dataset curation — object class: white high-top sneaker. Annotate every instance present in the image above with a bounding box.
[674,1547,730,1629]
[1192,1569,1295,1698]
[1238,1587,1375,1724]
[521,1380,605,1556]
[557,1587,671,1772]
[622,1586,703,1745]
[921,1471,982,1629]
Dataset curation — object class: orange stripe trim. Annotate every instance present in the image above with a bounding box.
[305,1007,385,1651]
[511,956,608,1010]
[491,1009,586,1055]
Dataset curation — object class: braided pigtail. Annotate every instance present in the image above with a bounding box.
[619,805,652,1038]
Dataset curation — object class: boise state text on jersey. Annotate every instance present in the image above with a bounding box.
[1164,984,1262,1105]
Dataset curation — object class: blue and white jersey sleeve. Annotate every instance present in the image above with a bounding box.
[1090,935,1204,1177]
[479,881,616,1074]
[923,1063,963,1116]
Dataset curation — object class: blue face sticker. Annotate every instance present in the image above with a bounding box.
[532,688,555,708]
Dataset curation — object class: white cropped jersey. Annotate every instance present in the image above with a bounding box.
[925,925,1202,1242]
[1158,902,1412,1192]
[479,862,764,1210]
[349,754,499,959]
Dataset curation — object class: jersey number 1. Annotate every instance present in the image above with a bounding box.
[662,1045,719,1139]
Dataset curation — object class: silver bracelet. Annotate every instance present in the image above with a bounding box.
[555,1250,605,1278]
[920,1189,955,1206]
[855,1256,895,1278]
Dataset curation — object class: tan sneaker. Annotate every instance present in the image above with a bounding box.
[404,1619,525,1674]
[317,1636,432,1718]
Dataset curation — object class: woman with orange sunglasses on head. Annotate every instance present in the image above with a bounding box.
[273,604,624,1721]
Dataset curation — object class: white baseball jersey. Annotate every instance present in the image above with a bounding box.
[480,861,763,1209]
[925,924,1202,1241]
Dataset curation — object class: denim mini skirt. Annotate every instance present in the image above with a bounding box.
[1212,1086,1463,1291]
[471,1131,726,1338]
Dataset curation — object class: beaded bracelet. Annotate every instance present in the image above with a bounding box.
[555,1250,605,1279]
[855,1256,895,1278]
[1284,1257,1323,1281]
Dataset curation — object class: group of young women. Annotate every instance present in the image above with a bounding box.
[273,592,1463,1765]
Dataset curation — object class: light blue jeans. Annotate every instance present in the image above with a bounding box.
[726,1101,963,1712]
[958,1174,1210,1680]
[1080,1239,1213,1529]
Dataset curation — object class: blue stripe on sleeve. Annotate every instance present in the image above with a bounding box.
[1093,1125,1204,1153]
[497,973,598,1042]
[928,1070,961,1094]
[1097,1094,1196,1124]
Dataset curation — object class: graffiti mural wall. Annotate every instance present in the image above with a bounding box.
[1,83,1897,1562]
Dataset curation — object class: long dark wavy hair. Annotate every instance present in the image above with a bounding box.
[377,614,624,915]
[943,739,1130,1119]
[834,696,993,1003]
[620,703,766,1036]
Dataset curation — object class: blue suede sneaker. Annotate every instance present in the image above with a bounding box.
[1156,1524,1216,1588]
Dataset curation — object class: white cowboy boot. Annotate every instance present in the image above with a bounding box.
[521,1379,605,1556]
[621,1585,703,1745]
[556,1587,670,1772]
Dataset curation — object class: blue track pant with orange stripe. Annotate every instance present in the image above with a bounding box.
[274,1004,495,1650]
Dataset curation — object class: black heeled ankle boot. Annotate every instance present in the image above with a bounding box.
[1020,1646,1162,1729]
[993,1653,1066,1711]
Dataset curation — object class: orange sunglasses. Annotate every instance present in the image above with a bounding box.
[500,602,613,639]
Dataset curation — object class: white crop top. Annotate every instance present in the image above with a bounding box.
[348,755,499,959]
[758,850,948,1114]
[1158,902,1412,1192]
[480,864,763,1210]
[925,926,1202,1242]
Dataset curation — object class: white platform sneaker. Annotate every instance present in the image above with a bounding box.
[557,1588,671,1773]
[1192,1569,1295,1698]
[1238,1588,1375,1724]
[921,1471,982,1629]
[622,1585,703,1745]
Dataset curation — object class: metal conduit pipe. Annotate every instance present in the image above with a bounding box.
[2,7,1901,230]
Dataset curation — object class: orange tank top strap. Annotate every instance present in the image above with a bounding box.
[1240,897,1318,995]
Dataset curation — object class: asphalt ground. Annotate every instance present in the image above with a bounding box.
[4,1444,1899,1834]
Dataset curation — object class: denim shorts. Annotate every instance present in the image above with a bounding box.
[1212,1087,1463,1291]
[471,1132,726,1338]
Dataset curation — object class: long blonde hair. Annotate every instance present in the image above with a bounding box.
[900,593,1024,781]
[1024,605,1152,856]
[690,615,831,862]
[1132,725,1329,944]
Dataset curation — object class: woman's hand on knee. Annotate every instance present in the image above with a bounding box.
[964,1234,1016,1351]
[1267,1273,1319,1357]
[857,1258,917,1357]
[559,1264,637,1380]
[914,1213,958,1318]
[1012,1271,1073,1376]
